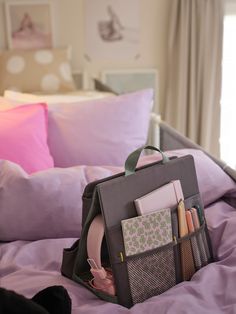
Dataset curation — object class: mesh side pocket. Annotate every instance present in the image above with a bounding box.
[180,239,195,281]
[196,232,208,266]
[127,246,176,304]
[190,236,202,269]
[189,231,210,270]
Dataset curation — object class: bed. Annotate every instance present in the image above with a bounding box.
[0,87,236,313]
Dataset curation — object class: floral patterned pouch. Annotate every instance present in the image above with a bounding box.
[121,208,172,256]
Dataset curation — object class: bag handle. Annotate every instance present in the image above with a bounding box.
[125,145,170,176]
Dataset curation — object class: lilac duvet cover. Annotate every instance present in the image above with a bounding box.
[0,150,236,313]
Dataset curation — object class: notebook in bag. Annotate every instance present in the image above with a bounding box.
[121,208,172,256]
[134,180,184,215]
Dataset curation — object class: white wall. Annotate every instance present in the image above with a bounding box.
[0,0,171,112]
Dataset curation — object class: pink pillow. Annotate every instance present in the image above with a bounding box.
[48,89,154,167]
[0,103,54,173]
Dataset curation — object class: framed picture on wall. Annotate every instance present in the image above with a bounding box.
[5,0,53,49]
[101,68,159,111]
[85,0,140,61]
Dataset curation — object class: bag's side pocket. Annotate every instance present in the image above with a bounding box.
[179,237,196,281]
[195,229,208,266]
[189,234,202,269]
[177,222,211,280]
[61,239,80,279]
[176,195,213,279]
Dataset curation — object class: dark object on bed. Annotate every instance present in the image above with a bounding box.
[32,286,71,314]
[0,287,49,314]
[0,286,71,314]
[93,78,119,95]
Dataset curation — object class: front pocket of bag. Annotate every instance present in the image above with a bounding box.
[178,237,196,281]
[125,242,176,304]
[61,239,80,279]
[192,224,212,266]
[177,222,212,280]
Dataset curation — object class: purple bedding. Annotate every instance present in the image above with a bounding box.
[1,150,236,313]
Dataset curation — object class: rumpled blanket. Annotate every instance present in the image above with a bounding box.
[0,149,236,313]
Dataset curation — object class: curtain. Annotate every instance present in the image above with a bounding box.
[163,0,224,157]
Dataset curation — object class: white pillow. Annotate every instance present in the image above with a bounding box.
[4,90,115,104]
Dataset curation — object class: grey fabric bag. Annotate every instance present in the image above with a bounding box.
[61,146,213,308]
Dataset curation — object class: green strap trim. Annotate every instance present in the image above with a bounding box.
[125,145,169,176]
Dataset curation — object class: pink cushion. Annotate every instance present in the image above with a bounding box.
[0,104,54,173]
[48,89,154,167]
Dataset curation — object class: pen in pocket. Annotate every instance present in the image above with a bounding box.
[195,205,204,225]
[190,208,208,265]
[178,200,195,280]
[186,210,202,269]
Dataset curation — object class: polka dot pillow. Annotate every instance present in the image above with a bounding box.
[0,48,76,95]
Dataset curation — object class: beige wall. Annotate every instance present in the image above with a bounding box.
[0,0,171,112]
